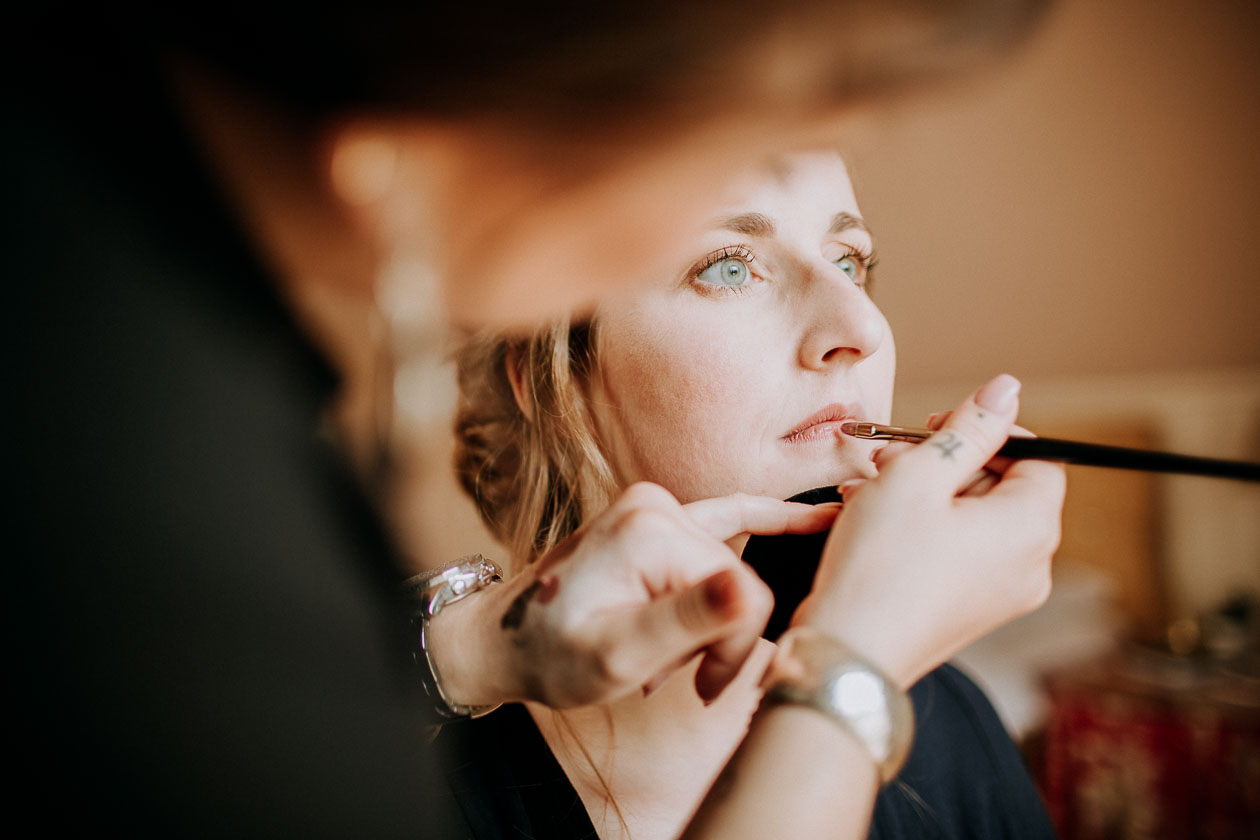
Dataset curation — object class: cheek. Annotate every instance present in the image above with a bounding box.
[597,315,764,500]
[867,326,897,419]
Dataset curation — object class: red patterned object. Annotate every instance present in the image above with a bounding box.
[1041,649,1260,839]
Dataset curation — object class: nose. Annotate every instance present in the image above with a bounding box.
[796,264,886,371]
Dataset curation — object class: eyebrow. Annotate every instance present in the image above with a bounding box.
[828,212,868,234]
[716,212,776,236]
[715,210,870,237]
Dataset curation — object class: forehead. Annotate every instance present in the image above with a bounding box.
[711,151,860,229]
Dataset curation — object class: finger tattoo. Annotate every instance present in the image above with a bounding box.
[931,430,964,460]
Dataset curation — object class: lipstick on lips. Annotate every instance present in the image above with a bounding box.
[781,403,866,444]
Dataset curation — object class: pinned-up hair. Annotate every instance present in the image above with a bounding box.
[454,319,617,570]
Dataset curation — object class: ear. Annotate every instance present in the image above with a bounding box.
[504,343,536,422]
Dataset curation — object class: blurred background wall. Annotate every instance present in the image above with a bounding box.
[841,0,1260,633]
[851,0,1260,388]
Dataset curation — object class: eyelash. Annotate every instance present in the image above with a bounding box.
[686,243,880,297]
[840,245,879,291]
[688,245,759,297]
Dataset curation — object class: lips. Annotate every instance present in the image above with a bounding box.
[781,402,866,444]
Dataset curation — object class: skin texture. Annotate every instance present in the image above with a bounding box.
[492,157,1064,840]
[686,375,1064,840]
[430,489,840,710]
[590,153,896,505]
[514,154,902,840]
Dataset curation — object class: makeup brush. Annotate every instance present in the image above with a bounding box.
[839,422,1260,482]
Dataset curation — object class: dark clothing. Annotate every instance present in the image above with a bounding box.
[746,495,1058,838]
[871,664,1057,840]
[435,503,1057,839]
[440,665,1056,840]
[440,704,599,840]
[744,485,845,640]
[9,31,455,836]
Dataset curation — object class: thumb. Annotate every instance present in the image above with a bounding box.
[895,374,1022,492]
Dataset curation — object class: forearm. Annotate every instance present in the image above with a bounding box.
[684,703,878,840]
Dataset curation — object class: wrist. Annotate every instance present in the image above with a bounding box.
[404,554,508,717]
[423,564,548,707]
[763,626,915,784]
[794,601,917,690]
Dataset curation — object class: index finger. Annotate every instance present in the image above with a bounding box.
[892,374,1022,493]
[682,494,840,542]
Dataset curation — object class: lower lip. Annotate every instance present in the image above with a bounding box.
[782,421,852,445]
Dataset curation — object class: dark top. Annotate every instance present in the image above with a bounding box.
[437,501,1057,839]
[9,27,457,836]
[439,666,1054,840]
[871,664,1057,840]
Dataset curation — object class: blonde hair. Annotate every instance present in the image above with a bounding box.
[455,320,632,831]
[453,319,618,573]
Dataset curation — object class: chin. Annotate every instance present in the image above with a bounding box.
[779,458,874,498]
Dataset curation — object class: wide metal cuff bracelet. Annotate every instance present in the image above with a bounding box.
[402,554,503,719]
[764,627,915,784]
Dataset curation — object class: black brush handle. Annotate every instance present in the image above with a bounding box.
[997,436,1260,481]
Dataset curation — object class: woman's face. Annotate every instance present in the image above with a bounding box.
[589,152,895,503]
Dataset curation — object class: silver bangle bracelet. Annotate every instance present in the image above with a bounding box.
[764,627,915,784]
[402,554,504,720]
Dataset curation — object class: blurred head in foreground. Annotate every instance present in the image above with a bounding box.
[86,0,1050,330]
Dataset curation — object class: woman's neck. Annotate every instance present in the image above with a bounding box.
[528,640,775,840]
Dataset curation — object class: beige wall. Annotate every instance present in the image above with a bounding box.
[845,0,1260,389]
[833,0,1260,623]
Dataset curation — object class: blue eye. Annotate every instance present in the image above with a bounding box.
[698,257,751,287]
[836,255,861,282]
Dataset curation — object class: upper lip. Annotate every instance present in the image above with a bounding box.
[781,402,865,441]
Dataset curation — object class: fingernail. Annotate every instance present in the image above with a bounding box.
[975,374,1021,413]
[703,570,737,612]
[642,674,666,698]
